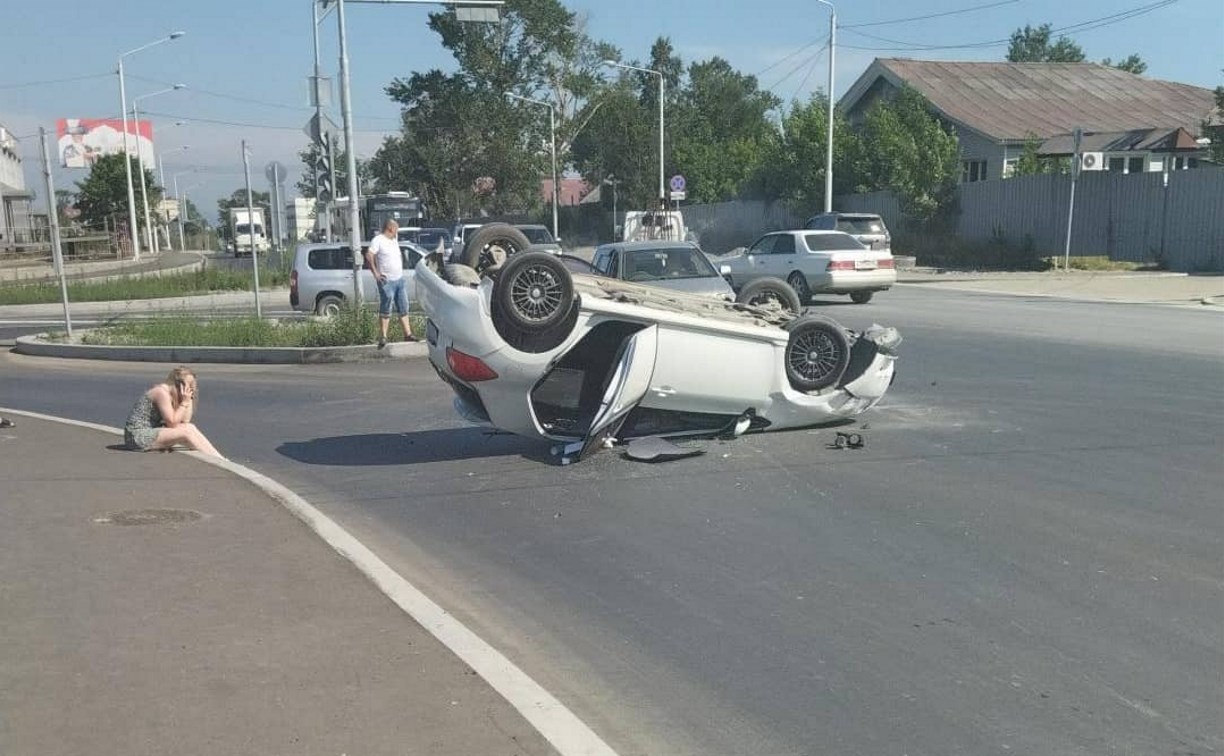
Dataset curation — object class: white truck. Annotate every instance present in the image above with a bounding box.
[621,210,690,243]
[228,208,269,257]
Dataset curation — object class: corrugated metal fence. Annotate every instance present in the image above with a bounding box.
[682,168,1224,271]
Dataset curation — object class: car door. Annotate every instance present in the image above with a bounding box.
[764,233,800,278]
[573,325,660,462]
[740,234,780,284]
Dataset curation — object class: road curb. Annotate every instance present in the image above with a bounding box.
[0,406,619,756]
[13,332,429,363]
[894,281,1224,308]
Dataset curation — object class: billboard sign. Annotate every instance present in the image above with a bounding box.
[56,118,154,169]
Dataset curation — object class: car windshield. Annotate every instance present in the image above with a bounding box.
[622,246,718,281]
[837,217,885,235]
[518,226,555,244]
[804,233,866,251]
[235,223,263,235]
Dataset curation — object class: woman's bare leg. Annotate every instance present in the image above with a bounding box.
[152,423,222,458]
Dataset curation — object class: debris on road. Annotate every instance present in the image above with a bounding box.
[624,436,705,463]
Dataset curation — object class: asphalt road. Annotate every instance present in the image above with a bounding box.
[2,287,1220,756]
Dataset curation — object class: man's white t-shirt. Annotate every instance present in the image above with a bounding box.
[368,234,403,281]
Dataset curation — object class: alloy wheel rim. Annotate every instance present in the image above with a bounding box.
[789,330,839,381]
[510,264,563,321]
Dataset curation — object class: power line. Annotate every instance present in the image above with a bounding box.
[140,109,395,133]
[839,0,1179,52]
[842,0,1019,29]
[751,36,827,78]
[128,73,404,123]
[0,72,113,90]
[764,41,830,94]
[788,52,824,105]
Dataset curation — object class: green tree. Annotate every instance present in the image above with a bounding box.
[748,94,861,209]
[75,153,161,233]
[1006,23,1086,62]
[1206,85,1224,164]
[571,83,658,207]
[373,0,614,218]
[671,57,779,203]
[853,86,960,222]
[1101,54,1147,75]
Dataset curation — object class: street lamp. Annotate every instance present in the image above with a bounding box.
[159,144,190,250]
[325,0,503,307]
[505,92,558,239]
[172,170,198,251]
[603,60,665,206]
[117,31,185,260]
[816,0,836,213]
[132,85,186,254]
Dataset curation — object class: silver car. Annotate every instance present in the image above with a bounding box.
[721,230,897,305]
[590,241,734,299]
[290,241,426,316]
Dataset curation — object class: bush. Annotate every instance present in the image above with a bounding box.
[896,230,1051,271]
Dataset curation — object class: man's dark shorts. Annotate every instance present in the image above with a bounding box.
[377,276,409,316]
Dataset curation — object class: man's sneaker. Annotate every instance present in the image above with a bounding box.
[377,337,386,349]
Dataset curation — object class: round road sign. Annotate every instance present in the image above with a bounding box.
[669,174,686,192]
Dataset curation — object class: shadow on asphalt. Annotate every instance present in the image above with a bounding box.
[276,427,555,466]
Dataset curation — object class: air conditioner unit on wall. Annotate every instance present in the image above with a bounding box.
[1079,152,1105,171]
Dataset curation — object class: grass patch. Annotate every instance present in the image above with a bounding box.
[79,308,428,348]
[1044,255,1151,271]
[0,264,288,306]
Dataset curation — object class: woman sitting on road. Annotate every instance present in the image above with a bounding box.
[123,366,223,458]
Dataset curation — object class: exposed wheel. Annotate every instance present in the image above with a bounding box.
[493,252,574,334]
[736,276,802,315]
[850,290,874,304]
[315,294,344,317]
[783,315,851,391]
[787,272,812,304]
[462,222,532,275]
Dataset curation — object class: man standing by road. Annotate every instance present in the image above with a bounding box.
[365,219,416,348]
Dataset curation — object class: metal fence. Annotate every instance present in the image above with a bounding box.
[680,167,1224,271]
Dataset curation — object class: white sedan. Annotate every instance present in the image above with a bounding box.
[720,230,897,304]
[416,252,901,463]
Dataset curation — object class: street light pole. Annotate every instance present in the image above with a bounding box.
[116,32,184,261]
[603,61,665,205]
[131,85,184,254]
[506,92,558,239]
[312,0,335,243]
[329,0,504,306]
[817,0,836,213]
[172,171,196,251]
[39,127,72,338]
[242,140,263,319]
[159,145,189,249]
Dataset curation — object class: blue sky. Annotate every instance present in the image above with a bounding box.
[3,0,1221,216]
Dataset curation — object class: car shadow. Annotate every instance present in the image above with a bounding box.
[276,426,557,467]
[803,297,856,307]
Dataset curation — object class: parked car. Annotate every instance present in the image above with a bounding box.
[416,251,901,463]
[804,212,892,253]
[515,224,563,254]
[398,227,453,259]
[451,222,487,258]
[290,240,427,316]
[720,230,897,304]
[590,241,735,299]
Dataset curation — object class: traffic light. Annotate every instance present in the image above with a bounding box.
[316,139,333,203]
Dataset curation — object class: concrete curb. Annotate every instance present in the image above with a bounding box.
[894,281,1224,308]
[0,406,618,756]
[13,332,429,363]
[0,252,206,286]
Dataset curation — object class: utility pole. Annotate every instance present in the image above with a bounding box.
[335,0,364,307]
[242,140,263,319]
[1063,127,1082,271]
[817,0,836,213]
[38,127,72,338]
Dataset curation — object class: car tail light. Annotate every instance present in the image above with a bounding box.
[827,260,856,271]
[290,269,298,296]
[877,258,895,269]
[446,347,499,382]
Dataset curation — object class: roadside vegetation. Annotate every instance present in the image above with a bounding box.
[75,308,425,348]
[0,264,288,306]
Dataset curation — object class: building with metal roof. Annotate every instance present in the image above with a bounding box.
[840,59,1217,182]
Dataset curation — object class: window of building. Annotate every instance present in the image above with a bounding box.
[1127,157,1145,174]
[1108,157,1126,172]
[961,160,988,183]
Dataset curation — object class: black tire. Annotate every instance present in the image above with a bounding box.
[787,271,812,304]
[850,290,874,304]
[736,276,802,314]
[783,315,851,391]
[493,252,575,334]
[461,222,532,274]
[315,294,345,317]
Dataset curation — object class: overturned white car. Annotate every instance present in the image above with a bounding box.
[416,250,900,463]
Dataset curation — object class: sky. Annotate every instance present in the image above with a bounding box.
[3,0,1221,219]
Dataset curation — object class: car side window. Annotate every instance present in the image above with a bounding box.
[748,235,776,254]
[308,247,347,270]
[400,246,422,270]
[770,235,797,255]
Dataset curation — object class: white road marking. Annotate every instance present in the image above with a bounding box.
[1,406,619,756]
